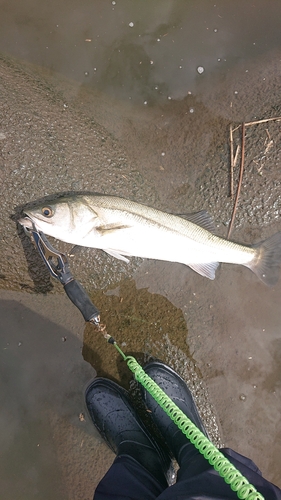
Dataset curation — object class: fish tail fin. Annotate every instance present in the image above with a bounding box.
[247,232,281,286]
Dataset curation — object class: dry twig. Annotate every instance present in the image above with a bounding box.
[231,116,281,134]
[227,122,246,239]
[229,124,234,198]
[233,145,240,167]
[227,114,280,238]
[245,116,281,127]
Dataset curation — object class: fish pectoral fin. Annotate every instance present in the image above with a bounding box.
[96,224,131,235]
[104,249,131,263]
[177,210,216,234]
[188,262,220,280]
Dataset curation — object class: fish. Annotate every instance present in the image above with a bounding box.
[19,193,281,285]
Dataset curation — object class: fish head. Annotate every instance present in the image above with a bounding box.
[21,195,100,244]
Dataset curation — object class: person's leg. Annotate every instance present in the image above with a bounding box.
[85,377,171,500]
[141,362,281,500]
[155,447,281,499]
[94,456,165,500]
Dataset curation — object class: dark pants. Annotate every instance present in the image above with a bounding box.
[94,448,281,500]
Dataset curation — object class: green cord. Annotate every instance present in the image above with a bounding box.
[113,342,264,500]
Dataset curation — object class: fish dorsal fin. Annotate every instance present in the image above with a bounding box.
[188,262,220,280]
[178,210,216,234]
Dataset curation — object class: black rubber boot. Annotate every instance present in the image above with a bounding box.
[140,361,208,467]
[85,377,171,488]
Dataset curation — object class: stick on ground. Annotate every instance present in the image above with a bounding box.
[229,124,234,198]
[227,122,246,239]
[233,145,240,167]
[245,116,281,127]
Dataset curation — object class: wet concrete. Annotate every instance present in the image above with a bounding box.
[0,293,112,499]
[0,0,281,497]
[83,279,221,446]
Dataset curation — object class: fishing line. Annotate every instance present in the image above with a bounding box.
[112,340,264,500]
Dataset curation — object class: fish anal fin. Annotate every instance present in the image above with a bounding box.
[178,210,216,234]
[188,262,220,280]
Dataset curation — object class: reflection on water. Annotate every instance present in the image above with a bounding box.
[1,0,281,104]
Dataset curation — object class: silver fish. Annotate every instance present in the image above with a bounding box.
[20,194,281,285]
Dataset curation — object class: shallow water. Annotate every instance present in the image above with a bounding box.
[1,0,281,106]
[1,1,281,497]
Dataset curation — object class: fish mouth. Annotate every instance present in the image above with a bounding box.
[18,215,40,239]
[18,215,35,230]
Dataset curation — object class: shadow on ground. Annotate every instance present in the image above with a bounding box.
[0,299,113,499]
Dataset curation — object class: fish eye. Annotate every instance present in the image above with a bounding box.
[41,206,54,218]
